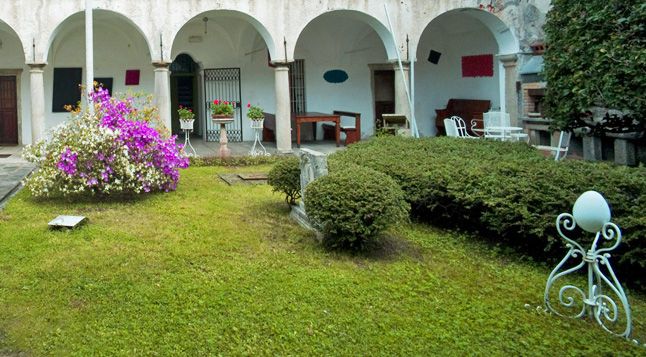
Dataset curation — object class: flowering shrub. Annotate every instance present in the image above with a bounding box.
[23,88,189,197]
[211,99,234,117]
[177,105,195,121]
[246,103,264,120]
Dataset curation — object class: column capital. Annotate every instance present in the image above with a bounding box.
[26,62,47,70]
[152,61,171,69]
[497,54,518,66]
[271,61,292,69]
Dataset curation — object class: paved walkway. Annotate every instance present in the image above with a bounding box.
[0,146,35,209]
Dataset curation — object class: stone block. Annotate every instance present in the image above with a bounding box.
[582,136,603,161]
[613,138,636,166]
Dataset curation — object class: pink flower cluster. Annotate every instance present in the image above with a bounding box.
[53,88,189,193]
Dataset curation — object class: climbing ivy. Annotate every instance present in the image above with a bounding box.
[543,0,646,132]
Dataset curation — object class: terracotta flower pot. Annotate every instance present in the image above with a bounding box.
[212,114,234,119]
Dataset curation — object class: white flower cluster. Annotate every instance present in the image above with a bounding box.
[22,112,173,197]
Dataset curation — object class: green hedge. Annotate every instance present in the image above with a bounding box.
[544,0,646,130]
[268,157,301,206]
[329,136,646,287]
[304,165,409,250]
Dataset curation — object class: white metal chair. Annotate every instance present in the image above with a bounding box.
[444,118,459,137]
[533,131,571,161]
[450,116,479,139]
[483,111,505,140]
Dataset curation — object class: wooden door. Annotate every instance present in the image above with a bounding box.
[0,76,18,145]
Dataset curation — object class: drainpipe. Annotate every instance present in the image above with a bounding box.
[384,4,419,138]
[85,0,94,114]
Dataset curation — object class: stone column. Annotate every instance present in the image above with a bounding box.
[274,64,292,154]
[393,61,412,122]
[28,63,46,143]
[583,136,603,161]
[499,54,520,126]
[153,62,172,136]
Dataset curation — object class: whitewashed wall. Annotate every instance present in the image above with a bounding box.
[0,0,554,145]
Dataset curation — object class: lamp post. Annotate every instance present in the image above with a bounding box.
[544,191,632,338]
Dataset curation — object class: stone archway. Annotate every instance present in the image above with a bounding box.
[415,8,519,136]
[294,10,394,140]
[0,20,25,145]
[44,10,153,130]
[171,10,277,142]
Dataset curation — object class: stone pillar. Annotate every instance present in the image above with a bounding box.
[274,64,292,153]
[153,62,172,136]
[582,136,603,161]
[499,54,519,126]
[393,61,412,122]
[28,63,46,143]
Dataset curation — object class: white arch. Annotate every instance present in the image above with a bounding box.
[44,9,153,62]
[0,18,25,62]
[292,9,398,61]
[417,8,519,57]
[169,10,277,62]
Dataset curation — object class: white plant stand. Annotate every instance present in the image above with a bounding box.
[180,119,197,157]
[249,118,269,157]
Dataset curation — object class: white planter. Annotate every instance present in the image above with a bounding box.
[250,118,264,129]
[180,119,195,130]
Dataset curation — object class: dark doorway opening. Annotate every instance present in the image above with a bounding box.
[373,70,395,130]
[170,54,199,136]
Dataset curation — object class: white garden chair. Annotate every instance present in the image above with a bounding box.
[444,118,459,137]
[483,111,505,140]
[450,116,479,139]
[533,131,571,161]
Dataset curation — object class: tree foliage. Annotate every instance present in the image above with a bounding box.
[543,1,646,131]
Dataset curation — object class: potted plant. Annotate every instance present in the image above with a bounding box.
[246,103,264,129]
[177,105,195,130]
[211,99,234,119]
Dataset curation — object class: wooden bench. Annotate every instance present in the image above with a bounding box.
[262,112,314,142]
[435,99,491,136]
[322,111,361,145]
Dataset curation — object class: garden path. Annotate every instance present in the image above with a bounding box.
[0,146,34,209]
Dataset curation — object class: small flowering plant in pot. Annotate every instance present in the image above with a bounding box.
[178,105,195,130]
[247,103,264,120]
[211,99,234,119]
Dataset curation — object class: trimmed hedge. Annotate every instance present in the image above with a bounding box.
[304,165,409,250]
[329,136,646,287]
[268,156,301,206]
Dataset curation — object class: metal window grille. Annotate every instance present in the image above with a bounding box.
[203,68,243,142]
[289,59,306,114]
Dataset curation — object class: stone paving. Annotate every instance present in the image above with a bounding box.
[0,146,35,209]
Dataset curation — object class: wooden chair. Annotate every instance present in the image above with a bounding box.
[533,131,571,161]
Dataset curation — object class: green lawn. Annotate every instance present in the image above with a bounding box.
[0,166,644,355]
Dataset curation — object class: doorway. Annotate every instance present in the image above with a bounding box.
[0,76,18,145]
[372,69,395,130]
[170,54,199,136]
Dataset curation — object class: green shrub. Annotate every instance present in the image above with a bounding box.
[190,155,280,167]
[543,0,646,130]
[268,156,301,206]
[329,136,646,287]
[304,165,410,250]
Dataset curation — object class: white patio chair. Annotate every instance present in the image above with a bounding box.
[451,116,479,139]
[533,131,571,161]
[444,118,459,137]
[483,111,505,140]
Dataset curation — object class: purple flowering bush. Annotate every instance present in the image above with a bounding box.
[23,89,189,197]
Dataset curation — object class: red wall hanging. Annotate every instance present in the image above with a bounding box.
[462,54,494,77]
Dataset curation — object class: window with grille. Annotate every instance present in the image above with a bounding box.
[289,59,306,114]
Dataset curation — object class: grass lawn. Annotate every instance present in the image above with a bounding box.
[0,165,644,355]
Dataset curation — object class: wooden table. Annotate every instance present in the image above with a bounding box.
[294,112,340,148]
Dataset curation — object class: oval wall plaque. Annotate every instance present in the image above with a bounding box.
[323,69,349,83]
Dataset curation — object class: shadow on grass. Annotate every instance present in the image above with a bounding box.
[25,190,158,208]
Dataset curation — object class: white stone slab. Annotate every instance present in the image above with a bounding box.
[48,215,87,228]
